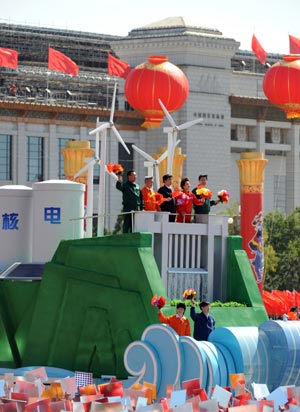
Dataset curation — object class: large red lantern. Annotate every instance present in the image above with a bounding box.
[263,55,300,119]
[124,56,189,128]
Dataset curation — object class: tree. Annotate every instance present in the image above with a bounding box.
[218,199,240,235]
[264,208,300,290]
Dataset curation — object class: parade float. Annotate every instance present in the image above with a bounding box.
[0,54,300,409]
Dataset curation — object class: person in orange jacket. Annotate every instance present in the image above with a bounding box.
[141,176,161,211]
[288,306,299,320]
[157,302,191,336]
[141,176,167,212]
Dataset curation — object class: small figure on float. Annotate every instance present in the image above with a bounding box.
[192,175,221,223]
[141,176,164,211]
[172,177,204,223]
[190,298,215,341]
[116,169,144,233]
[151,295,191,337]
[158,174,177,222]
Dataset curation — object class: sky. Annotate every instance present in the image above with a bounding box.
[1,0,299,55]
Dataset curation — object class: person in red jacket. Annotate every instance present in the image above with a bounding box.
[174,177,204,223]
[157,302,191,336]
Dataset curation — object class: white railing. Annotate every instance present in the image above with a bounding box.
[134,211,229,301]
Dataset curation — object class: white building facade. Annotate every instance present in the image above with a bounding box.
[0,17,299,232]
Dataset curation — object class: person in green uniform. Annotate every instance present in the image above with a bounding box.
[116,169,144,233]
[192,175,220,223]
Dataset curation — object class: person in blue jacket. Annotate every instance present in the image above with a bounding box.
[190,298,215,341]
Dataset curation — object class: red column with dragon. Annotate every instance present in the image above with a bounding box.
[237,152,268,292]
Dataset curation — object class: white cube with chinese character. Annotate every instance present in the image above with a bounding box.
[32,180,85,262]
[0,185,33,271]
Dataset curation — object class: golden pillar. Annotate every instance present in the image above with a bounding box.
[153,146,187,190]
[236,152,268,291]
[61,141,95,185]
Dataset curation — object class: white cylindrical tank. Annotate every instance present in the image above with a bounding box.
[0,185,33,271]
[32,180,85,262]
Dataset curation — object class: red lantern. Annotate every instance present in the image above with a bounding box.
[263,55,300,119]
[124,56,189,128]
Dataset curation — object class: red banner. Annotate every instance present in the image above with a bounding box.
[48,48,78,76]
[108,53,131,78]
[251,34,267,65]
[0,48,18,68]
[289,34,300,54]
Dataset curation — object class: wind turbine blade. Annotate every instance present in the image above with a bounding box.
[74,159,96,178]
[177,118,204,131]
[111,125,130,155]
[89,122,110,135]
[156,148,169,163]
[110,82,117,123]
[158,98,176,128]
[132,145,154,163]
[174,139,181,148]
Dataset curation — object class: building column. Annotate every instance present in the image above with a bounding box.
[253,120,266,153]
[236,152,268,292]
[48,124,57,180]
[286,122,300,214]
[16,122,27,185]
[80,126,88,140]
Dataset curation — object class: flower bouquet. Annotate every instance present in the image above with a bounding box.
[106,163,124,176]
[154,192,167,206]
[151,295,166,309]
[195,186,213,199]
[218,189,230,204]
[182,288,197,300]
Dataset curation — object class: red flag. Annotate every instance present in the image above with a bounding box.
[251,34,267,65]
[108,53,131,78]
[0,48,18,68]
[48,48,78,76]
[289,35,300,54]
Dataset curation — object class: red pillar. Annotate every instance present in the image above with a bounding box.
[236,152,268,292]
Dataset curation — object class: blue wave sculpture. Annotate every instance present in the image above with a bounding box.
[124,320,300,398]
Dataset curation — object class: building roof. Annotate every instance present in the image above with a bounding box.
[127,15,234,41]
[141,16,221,35]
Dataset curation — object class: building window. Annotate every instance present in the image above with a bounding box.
[90,140,100,184]
[265,130,272,143]
[231,126,237,141]
[124,101,134,111]
[27,136,44,182]
[58,138,70,179]
[119,142,133,175]
[236,125,248,141]
[0,134,12,180]
[274,175,286,213]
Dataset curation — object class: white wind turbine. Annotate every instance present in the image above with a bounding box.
[78,82,130,237]
[74,119,101,238]
[158,99,203,175]
[74,121,118,238]
[89,82,130,236]
[132,142,180,190]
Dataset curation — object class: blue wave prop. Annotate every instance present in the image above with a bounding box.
[123,320,300,398]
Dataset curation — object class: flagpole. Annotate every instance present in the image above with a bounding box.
[46,73,49,104]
